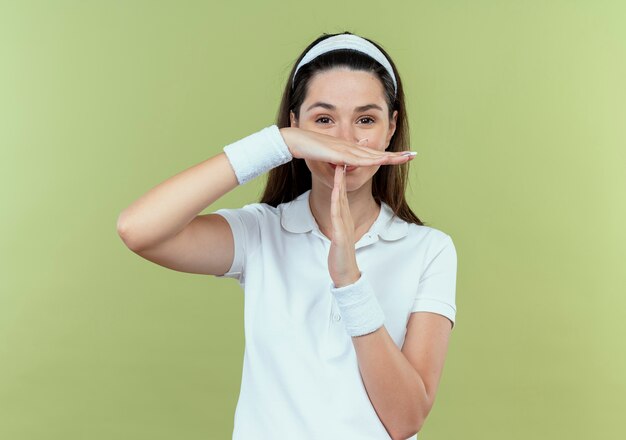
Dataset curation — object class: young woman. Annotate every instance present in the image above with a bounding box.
[117,31,457,440]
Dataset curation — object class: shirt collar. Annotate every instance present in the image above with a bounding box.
[280,189,408,241]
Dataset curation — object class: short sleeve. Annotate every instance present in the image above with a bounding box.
[211,204,263,283]
[411,234,458,329]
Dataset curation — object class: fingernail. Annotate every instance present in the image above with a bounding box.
[401,151,417,156]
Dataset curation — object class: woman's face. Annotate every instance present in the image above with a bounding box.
[290,67,398,192]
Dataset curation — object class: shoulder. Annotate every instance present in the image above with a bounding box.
[242,201,280,216]
[212,201,281,234]
[219,201,280,218]
[402,224,457,265]
[406,223,454,247]
[216,196,304,230]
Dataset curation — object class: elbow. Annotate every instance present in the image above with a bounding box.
[391,425,421,440]
[409,418,425,439]
[116,212,143,252]
[390,409,427,440]
[404,405,429,438]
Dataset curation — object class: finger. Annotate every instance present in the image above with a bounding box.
[384,152,417,164]
[351,138,386,157]
[341,164,347,202]
[331,163,343,229]
[336,165,350,241]
[338,165,350,229]
[354,139,409,157]
[342,138,387,159]
[350,141,417,161]
[349,145,389,158]
[340,165,350,223]
[331,137,416,166]
[341,168,356,241]
[339,151,413,167]
[356,138,416,159]
[370,150,417,163]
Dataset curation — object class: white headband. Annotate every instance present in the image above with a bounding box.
[292,34,398,96]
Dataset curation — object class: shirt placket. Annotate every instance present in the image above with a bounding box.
[312,230,379,360]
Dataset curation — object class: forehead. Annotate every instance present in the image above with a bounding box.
[303,68,387,109]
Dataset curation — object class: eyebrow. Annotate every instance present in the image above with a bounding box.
[305,102,384,113]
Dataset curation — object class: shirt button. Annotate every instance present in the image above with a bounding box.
[333,314,341,321]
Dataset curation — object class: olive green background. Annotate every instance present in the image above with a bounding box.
[1,1,624,438]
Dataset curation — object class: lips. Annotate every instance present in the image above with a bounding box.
[328,163,357,172]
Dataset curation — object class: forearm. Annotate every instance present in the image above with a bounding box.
[352,326,429,440]
[117,152,238,251]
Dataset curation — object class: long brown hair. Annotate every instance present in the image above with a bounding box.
[260,31,424,226]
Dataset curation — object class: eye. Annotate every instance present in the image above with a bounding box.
[358,117,375,124]
[315,116,332,124]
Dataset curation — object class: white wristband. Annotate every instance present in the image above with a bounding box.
[330,271,386,337]
[222,125,293,185]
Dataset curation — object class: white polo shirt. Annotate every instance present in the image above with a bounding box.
[213,189,457,439]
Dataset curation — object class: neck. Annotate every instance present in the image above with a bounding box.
[308,179,380,241]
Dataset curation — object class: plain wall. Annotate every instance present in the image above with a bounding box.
[1,1,624,438]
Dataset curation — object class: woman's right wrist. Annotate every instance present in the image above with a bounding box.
[279,127,297,157]
[222,124,293,185]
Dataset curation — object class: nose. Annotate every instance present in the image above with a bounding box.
[337,123,359,144]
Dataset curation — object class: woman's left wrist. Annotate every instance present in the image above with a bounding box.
[331,270,361,289]
[329,270,386,337]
